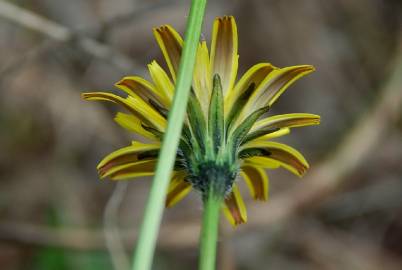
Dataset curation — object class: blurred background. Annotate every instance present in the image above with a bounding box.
[1,0,402,269]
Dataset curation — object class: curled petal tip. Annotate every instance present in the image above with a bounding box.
[302,65,315,72]
[81,93,90,100]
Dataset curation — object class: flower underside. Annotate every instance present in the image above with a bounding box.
[82,16,320,226]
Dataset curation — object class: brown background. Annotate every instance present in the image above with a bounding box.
[1,0,402,269]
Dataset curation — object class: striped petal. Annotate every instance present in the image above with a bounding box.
[223,184,247,226]
[243,127,290,144]
[210,16,238,97]
[115,76,167,108]
[97,141,160,177]
[240,165,269,201]
[193,41,212,114]
[103,159,156,180]
[148,61,174,106]
[240,65,314,123]
[153,25,183,81]
[252,113,320,132]
[259,128,290,140]
[225,63,275,115]
[82,92,167,132]
[241,141,309,177]
[242,156,281,169]
[166,171,192,207]
[114,112,157,140]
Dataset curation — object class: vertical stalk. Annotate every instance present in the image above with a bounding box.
[199,188,222,270]
[131,0,207,270]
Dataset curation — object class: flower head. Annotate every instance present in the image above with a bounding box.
[82,16,320,226]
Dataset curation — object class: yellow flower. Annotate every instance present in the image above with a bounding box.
[82,16,320,226]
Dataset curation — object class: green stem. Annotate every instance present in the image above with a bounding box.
[199,189,222,270]
[131,0,207,270]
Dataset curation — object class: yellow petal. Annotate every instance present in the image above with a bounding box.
[257,128,290,141]
[241,165,269,201]
[166,171,192,207]
[153,25,183,81]
[242,141,309,177]
[148,61,174,106]
[102,159,157,180]
[252,113,320,132]
[97,141,160,177]
[239,65,314,124]
[114,112,157,140]
[82,92,166,131]
[115,76,166,107]
[253,65,314,106]
[210,16,238,97]
[223,184,247,226]
[242,156,281,169]
[82,91,139,115]
[193,41,212,115]
[225,63,275,115]
[126,95,167,131]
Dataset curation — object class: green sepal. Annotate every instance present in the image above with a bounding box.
[225,83,255,137]
[241,127,280,145]
[173,161,187,171]
[181,123,192,141]
[180,123,194,151]
[187,92,207,153]
[178,137,196,164]
[227,106,270,161]
[208,74,225,155]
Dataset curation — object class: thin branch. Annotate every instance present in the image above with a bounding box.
[0,40,53,79]
[0,221,199,251]
[103,182,130,270]
[291,221,402,270]
[99,0,181,33]
[0,0,141,72]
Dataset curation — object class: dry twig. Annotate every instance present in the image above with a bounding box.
[0,0,140,72]
[103,182,130,270]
